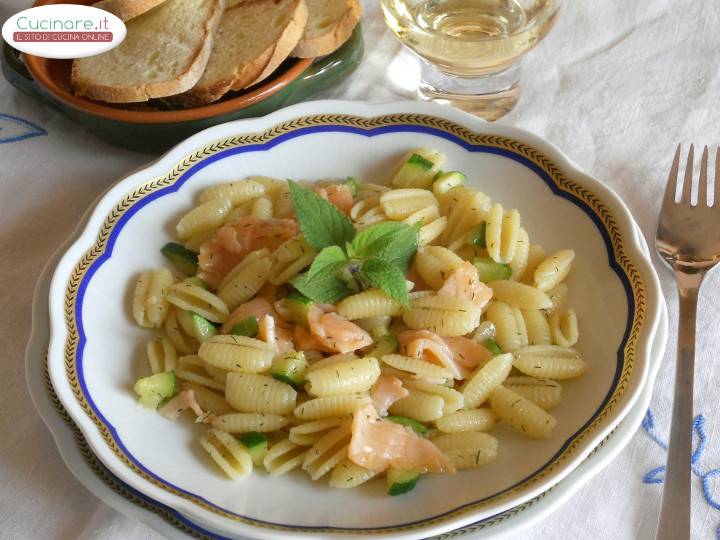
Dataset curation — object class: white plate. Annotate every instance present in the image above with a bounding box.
[45,101,664,539]
[26,207,668,540]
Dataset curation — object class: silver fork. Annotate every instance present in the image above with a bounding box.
[655,144,720,540]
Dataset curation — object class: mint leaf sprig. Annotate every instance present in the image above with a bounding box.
[287,181,419,305]
[287,180,356,251]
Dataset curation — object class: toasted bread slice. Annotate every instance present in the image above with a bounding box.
[292,0,360,58]
[72,0,224,103]
[180,0,308,106]
[93,0,167,21]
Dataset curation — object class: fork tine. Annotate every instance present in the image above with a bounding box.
[698,146,709,206]
[662,144,682,207]
[715,147,720,207]
[680,144,695,204]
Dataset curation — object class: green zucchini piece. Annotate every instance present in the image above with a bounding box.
[282,291,314,327]
[471,222,487,248]
[392,150,444,189]
[238,432,269,466]
[229,316,259,337]
[407,153,434,170]
[386,415,429,436]
[189,311,217,342]
[367,335,399,358]
[160,242,198,275]
[433,171,467,187]
[386,468,421,496]
[473,256,512,282]
[270,351,308,386]
[484,338,502,355]
[134,371,176,409]
[343,177,359,197]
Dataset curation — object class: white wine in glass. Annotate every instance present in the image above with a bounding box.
[380,0,561,119]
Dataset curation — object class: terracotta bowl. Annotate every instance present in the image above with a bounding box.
[2,0,364,151]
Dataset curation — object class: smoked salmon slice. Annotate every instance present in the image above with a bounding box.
[307,305,373,354]
[198,217,298,288]
[348,403,454,473]
[437,261,493,309]
[315,184,354,216]
[371,376,409,416]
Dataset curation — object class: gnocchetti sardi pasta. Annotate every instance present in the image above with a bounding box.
[128,148,586,496]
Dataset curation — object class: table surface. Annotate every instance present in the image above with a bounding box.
[3,1,720,539]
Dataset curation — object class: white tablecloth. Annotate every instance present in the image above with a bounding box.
[2,1,720,538]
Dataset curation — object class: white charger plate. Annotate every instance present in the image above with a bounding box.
[45,101,664,539]
[25,205,668,540]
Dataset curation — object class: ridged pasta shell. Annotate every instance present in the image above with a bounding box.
[175,354,225,392]
[441,188,491,246]
[251,197,273,219]
[176,198,232,240]
[550,308,579,347]
[167,282,229,323]
[263,439,308,476]
[380,188,438,220]
[199,335,274,373]
[534,249,575,292]
[544,283,569,315]
[198,179,265,205]
[414,246,464,289]
[289,417,350,446]
[489,385,557,439]
[337,289,403,319]
[513,345,587,379]
[217,249,273,310]
[461,353,513,408]
[432,432,498,469]
[381,354,453,380]
[503,377,563,410]
[305,357,381,397]
[435,408,496,433]
[199,429,252,479]
[164,307,199,354]
[302,422,352,480]
[225,373,297,414]
[402,295,481,337]
[403,379,464,413]
[329,458,379,488]
[212,413,289,433]
[132,268,173,328]
[508,228,530,280]
[388,391,445,422]
[485,302,528,352]
[418,216,448,246]
[522,308,552,346]
[488,280,552,310]
[146,337,177,374]
[293,394,370,421]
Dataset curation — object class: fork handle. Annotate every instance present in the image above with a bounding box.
[655,271,703,540]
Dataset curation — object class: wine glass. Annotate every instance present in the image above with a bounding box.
[380,0,562,120]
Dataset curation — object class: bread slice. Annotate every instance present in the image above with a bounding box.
[292,0,360,58]
[72,0,224,103]
[93,0,168,21]
[179,0,308,106]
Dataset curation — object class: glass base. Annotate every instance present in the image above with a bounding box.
[418,62,521,121]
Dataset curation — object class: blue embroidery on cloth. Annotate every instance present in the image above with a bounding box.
[642,409,720,538]
[0,113,47,143]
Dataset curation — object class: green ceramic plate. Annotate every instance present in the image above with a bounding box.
[1,26,364,153]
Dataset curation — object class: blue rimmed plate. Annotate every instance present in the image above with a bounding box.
[26,205,667,540]
[46,101,664,539]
